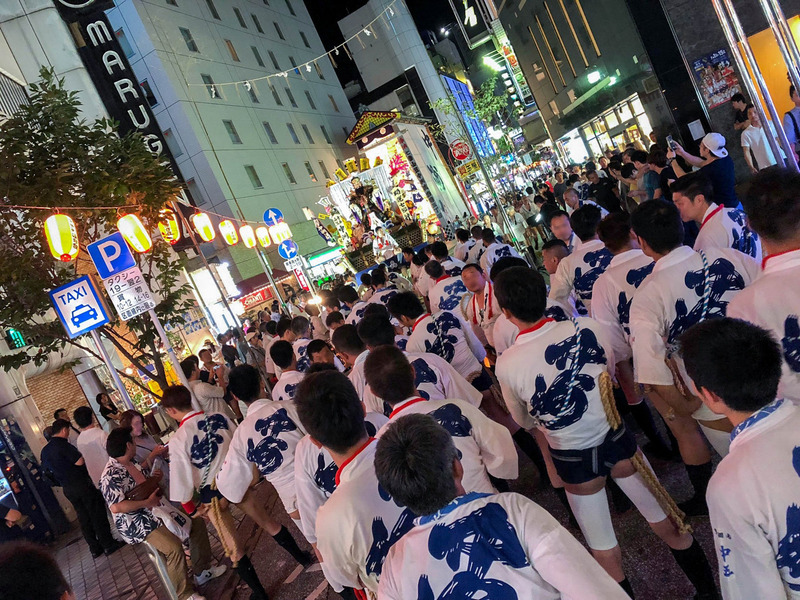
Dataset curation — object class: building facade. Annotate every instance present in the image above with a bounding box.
[106,0,357,288]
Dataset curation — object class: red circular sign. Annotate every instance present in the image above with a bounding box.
[450,139,471,161]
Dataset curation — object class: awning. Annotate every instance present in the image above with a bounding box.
[236,270,292,296]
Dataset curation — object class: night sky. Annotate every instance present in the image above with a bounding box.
[304,0,457,86]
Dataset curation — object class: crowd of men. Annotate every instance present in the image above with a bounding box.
[13,163,800,600]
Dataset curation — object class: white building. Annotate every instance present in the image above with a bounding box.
[106,0,357,289]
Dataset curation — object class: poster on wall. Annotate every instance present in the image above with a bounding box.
[692,49,741,109]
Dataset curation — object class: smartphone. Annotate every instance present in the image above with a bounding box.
[666,135,677,150]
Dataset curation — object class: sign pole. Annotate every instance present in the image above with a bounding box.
[255,250,289,315]
[89,329,135,410]
[148,309,193,390]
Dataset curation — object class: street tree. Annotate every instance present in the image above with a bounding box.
[0,67,193,397]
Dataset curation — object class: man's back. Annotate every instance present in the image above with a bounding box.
[41,437,93,493]
[316,439,414,594]
[406,312,482,381]
[549,239,612,315]
[76,428,109,487]
[378,492,629,600]
[707,399,800,599]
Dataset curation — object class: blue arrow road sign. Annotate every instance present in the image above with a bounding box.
[263,208,284,226]
[278,239,299,260]
[87,232,136,279]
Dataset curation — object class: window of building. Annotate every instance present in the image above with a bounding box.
[289,56,298,75]
[282,163,297,184]
[342,127,349,138]
[201,74,219,99]
[247,84,259,103]
[225,40,240,62]
[315,62,325,80]
[223,120,242,144]
[318,160,330,179]
[166,0,177,5]
[139,80,157,107]
[320,125,332,144]
[163,128,183,158]
[268,51,280,70]
[285,87,297,108]
[273,22,285,40]
[263,0,269,4]
[233,7,247,28]
[328,94,340,112]
[205,0,220,19]
[115,29,135,58]
[252,47,264,67]
[301,124,314,144]
[252,14,264,33]
[304,91,317,110]
[245,165,263,189]
[286,123,300,144]
[299,31,311,48]
[269,84,282,105]
[187,178,205,205]
[285,0,296,16]
[180,28,198,52]
[304,161,317,182]
[263,122,278,144]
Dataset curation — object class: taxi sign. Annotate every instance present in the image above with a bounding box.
[49,276,110,339]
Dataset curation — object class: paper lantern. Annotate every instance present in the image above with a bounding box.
[118,214,152,253]
[240,224,256,248]
[256,226,271,248]
[44,214,79,262]
[157,208,181,245]
[219,220,239,245]
[269,222,292,245]
[192,212,215,242]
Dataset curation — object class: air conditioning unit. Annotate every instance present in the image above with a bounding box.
[642,75,661,94]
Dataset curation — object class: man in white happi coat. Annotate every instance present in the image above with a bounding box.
[629,200,759,515]
[425,260,469,315]
[294,371,414,598]
[493,266,719,598]
[465,225,486,265]
[548,210,583,254]
[265,318,296,380]
[727,167,800,403]
[429,240,466,277]
[460,263,501,347]
[453,228,476,262]
[479,228,522,273]
[549,204,613,317]
[672,171,761,262]
[338,286,368,326]
[682,318,800,600]
[364,345,517,494]
[268,340,305,402]
[365,268,400,308]
[374,414,630,600]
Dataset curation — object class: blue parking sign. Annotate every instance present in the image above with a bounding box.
[49,276,110,339]
[87,232,136,279]
[278,239,298,260]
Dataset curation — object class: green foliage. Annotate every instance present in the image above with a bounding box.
[0,67,192,392]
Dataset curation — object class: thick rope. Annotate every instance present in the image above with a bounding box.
[599,371,692,534]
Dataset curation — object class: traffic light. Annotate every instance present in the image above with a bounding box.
[4,328,26,349]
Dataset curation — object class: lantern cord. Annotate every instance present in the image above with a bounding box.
[0,204,146,211]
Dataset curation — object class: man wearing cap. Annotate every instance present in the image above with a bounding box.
[668,133,739,208]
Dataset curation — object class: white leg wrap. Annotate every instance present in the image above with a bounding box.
[699,424,731,457]
[291,517,304,533]
[567,489,618,551]
[612,471,667,524]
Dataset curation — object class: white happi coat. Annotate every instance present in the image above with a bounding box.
[367,285,400,307]
[388,272,413,292]
[591,249,655,362]
[695,203,762,263]
[169,411,236,505]
[454,239,476,262]
[315,439,415,595]
[497,318,616,451]
[216,399,305,509]
[378,397,518,492]
[549,238,613,316]
[188,380,230,416]
[429,276,469,315]
[416,271,434,299]
[492,300,578,357]
[629,246,759,422]
[293,338,344,374]
[466,239,486,265]
[441,257,466,277]
[378,492,630,600]
[356,349,482,417]
[406,312,483,381]
[480,242,521,274]
[727,249,800,403]
[345,300,369,325]
[707,399,800,599]
[293,413,388,545]
[462,281,501,347]
[272,369,304,403]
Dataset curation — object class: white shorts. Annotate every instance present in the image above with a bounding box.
[273,479,298,514]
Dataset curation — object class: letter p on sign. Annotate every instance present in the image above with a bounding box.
[87,232,136,278]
